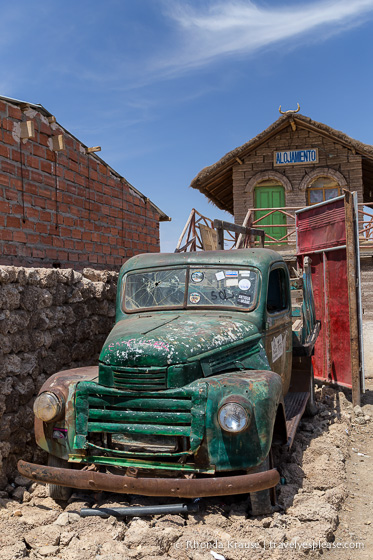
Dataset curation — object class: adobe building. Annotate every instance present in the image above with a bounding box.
[190,112,373,241]
[0,95,169,270]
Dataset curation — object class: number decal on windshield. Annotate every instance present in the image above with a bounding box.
[211,289,235,301]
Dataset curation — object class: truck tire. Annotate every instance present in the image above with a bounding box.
[249,452,274,516]
[47,454,73,501]
[304,365,318,417]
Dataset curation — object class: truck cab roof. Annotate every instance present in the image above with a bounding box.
[119,248,285,278]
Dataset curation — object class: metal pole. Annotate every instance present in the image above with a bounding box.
[80,502,199,518]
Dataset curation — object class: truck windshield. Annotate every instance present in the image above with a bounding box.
[123,267,259,311]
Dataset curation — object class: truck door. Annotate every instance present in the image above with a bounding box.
[264,264,293,394]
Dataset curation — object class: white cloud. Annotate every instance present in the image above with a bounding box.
[156,0,373,74]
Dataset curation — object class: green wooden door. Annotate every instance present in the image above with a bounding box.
[254,184,286,243]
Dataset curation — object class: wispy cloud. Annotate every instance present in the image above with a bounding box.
[155,0,373,76]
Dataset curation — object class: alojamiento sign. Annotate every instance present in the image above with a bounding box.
[274,148,318,166]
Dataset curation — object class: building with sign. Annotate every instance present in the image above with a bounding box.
[190,113,373,243]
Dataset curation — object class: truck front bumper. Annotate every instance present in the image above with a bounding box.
[18,459,279,498]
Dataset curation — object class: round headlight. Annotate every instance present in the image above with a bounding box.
[218,402,249,433]
[33,392,63,422]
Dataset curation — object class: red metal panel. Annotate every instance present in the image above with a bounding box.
[296,198,352,388]
[297,198,346,253]
[307,251,352,387]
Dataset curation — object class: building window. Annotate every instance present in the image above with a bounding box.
[307,176,340,205]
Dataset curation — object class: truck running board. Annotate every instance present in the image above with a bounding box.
[284,391,309,448]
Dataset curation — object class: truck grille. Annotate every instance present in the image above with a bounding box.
[74,381,207,458]
[112,366,167,391]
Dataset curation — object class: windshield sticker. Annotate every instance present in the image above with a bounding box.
[239,278,251,291]
[189,292,201,304]
[236,293,252,307]
[226,278,239,287]
[215,271,225,281]
[225,270,238,277]
[271,334,284,363]
[191,271,204,283]
[239,271,251,277]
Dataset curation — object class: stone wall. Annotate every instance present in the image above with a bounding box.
[0,265,118,488]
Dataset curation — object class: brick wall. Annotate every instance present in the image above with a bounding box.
[0,99,161,270]
[232,126,364,225]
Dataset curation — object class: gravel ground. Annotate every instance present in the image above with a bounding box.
[0,383,372,560]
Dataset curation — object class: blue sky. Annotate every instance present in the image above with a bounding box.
[2,0,373,251]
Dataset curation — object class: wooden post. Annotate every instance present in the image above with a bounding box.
[214,220,225,250]
[344,190,361,406]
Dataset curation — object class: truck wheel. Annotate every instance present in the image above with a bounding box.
[305,365,318,417]
[47,455,73,501]
[249,452,274,516]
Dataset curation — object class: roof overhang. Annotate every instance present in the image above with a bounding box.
[190,113,373,214]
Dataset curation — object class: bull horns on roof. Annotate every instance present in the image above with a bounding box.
[279,103,300,115]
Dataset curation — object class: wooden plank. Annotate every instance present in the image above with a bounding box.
[199,224,218,251]
[213,219,263,237]
[344,190,361,406]
[20,120,35,140]
[214,219,265,249]
[176,209,195,250]
[215,221,225,250]
[52,134,65,151]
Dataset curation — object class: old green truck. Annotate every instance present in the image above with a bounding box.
[18,248,319,515]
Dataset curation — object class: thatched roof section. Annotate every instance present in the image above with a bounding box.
[190,113,373,214]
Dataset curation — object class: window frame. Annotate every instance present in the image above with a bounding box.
[307,176,341,205]
[266,264,290,316]
[121,265,262,314]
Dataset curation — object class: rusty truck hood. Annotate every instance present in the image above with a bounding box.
[99,312,260,367]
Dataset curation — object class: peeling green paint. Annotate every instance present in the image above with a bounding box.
[35,249,304,479]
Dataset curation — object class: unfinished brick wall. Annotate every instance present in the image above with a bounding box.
[232,126,364,225]
[0,99,161,271]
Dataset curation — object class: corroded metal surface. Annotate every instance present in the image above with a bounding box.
[34,367,98,461]
[99,312,262,369]
[18,460,280,497]
[74,380,207,459]
[284,391,309,448]
[24,247,318,494]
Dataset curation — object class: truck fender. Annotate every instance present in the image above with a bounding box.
[201,369,284,471]
[34,366,98,459]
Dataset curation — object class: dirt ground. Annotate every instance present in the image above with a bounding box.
[0,380,372,560]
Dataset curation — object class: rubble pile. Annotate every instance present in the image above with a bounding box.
[1,385,371,559]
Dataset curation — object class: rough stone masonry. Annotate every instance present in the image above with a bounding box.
[0,265,118,488]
